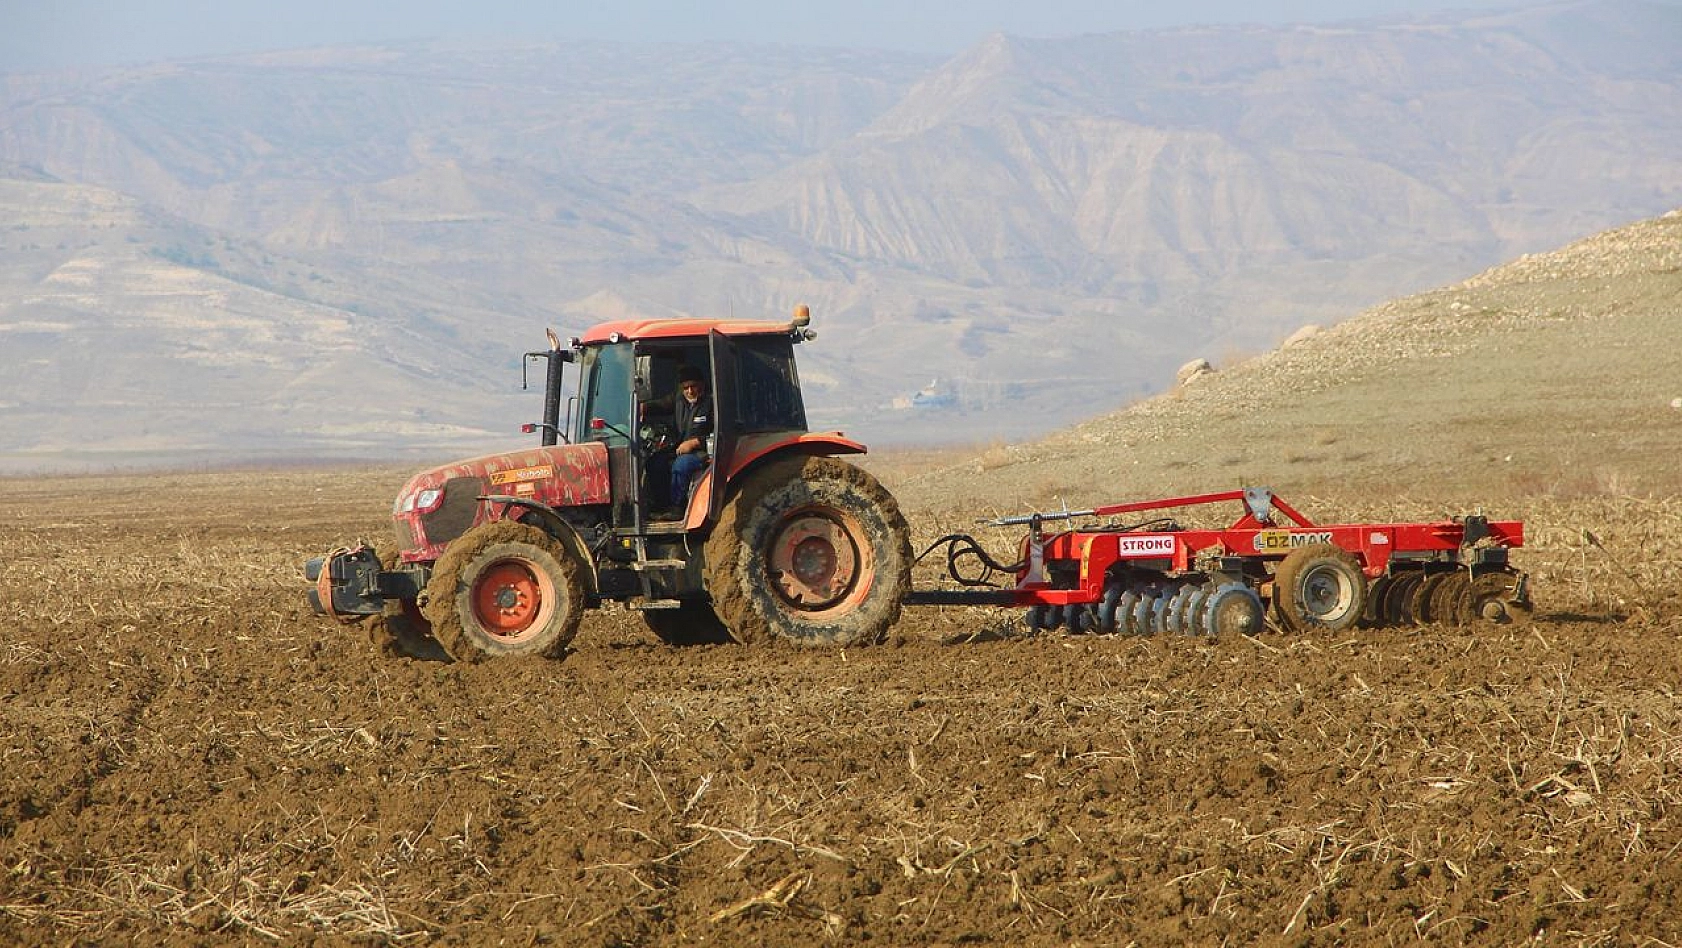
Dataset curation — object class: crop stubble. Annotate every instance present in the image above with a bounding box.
[2,468,1681,945]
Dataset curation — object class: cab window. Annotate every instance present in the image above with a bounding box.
[731,336,806,433]
[578,342,634,445]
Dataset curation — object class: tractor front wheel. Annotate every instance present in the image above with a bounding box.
[705,457,911,647]
[423,521,584,662]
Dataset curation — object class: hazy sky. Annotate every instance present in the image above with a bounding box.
[2,0,1561,71]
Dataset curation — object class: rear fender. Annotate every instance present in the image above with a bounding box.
[686,432,866,530]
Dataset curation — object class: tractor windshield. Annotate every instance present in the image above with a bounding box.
[578,342,634,446]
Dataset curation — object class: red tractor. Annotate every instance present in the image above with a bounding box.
[306,306,913,660]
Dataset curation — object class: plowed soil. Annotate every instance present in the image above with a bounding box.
[4,466,1681,946]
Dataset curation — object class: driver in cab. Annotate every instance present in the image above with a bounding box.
[645,365,713,512]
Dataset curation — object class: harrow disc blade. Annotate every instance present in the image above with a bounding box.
[1203,582,1265,637]
[1097,584,1124,633]
[1132,590,1158,636]
[1166,584,1198,635]
[1429,573,1471,626]
[1382,572,1424,626]
[1150,594,1173,635]
[1116,590,1143,635]
[1464,571,1533,626]
[1184,585,1213,636]
[1412,574,1447,625]
[1360,575,1393,629]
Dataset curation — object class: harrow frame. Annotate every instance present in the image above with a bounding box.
[906,487,1529,636]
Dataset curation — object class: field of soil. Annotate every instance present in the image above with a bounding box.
[3,462,1681,946]
[4,212,1681,945]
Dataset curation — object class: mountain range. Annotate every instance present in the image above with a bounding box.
[0,0,1678,469]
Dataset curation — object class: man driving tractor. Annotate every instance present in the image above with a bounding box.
[646,364,713,512]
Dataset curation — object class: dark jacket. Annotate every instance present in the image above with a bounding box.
[674,394,714,450]
[648,391,714,453]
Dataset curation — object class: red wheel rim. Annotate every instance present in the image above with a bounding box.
[767,508,869,613]
[470,557,556,642]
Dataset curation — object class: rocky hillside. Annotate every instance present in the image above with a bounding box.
[0,0,1679,467]
[898,207,1682,515]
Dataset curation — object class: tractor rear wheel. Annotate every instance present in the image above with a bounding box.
[704,456,911,647]
[1273,544,1367,633]
[423,521,583,662]
[642,599,733,646]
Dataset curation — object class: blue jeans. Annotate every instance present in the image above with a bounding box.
[671,452,708,508]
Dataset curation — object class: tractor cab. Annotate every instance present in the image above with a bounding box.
[560,309,823,530]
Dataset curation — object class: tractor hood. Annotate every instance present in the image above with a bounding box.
[391,442,612,559]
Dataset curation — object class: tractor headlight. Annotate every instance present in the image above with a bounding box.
[396,488,445,515]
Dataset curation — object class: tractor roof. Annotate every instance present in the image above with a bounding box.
[578,317,798,345]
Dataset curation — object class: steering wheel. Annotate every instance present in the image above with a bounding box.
[639,422,676,457]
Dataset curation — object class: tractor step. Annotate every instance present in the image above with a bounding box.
[630,599,683,610]
[633,559,688,570]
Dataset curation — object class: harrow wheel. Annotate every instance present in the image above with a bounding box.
[1273,544,1368,633]
[423,521,584,662]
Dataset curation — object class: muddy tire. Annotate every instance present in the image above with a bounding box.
[367,547,449,660]
[1273,543,1367,633]
[642,599,733,646]
[422,521,584,662]
[704,456,911,647]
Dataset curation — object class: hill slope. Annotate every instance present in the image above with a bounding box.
[898,207,1682,513]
